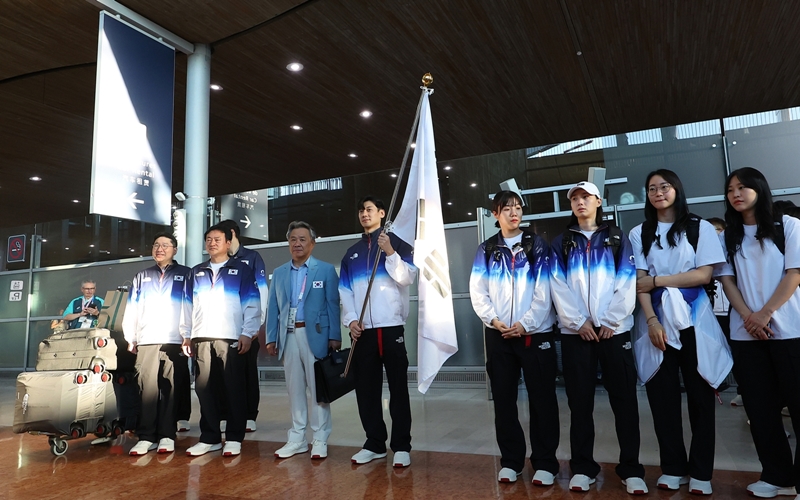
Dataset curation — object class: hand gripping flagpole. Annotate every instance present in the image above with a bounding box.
[343,73,434,378]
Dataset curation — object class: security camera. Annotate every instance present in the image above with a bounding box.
[175,192,187,201]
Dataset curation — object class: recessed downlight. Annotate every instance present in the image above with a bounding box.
[470,183,477,187]
[360,110,373,118]
[348,153,358,158]
[30,176,42,181]
[443,165,452,171]
[290,125,303,130]
[286,62,304,72]
[410,143,416,149]
[391,173,397,178]
[210,84,223,91]
[72,199,80,203]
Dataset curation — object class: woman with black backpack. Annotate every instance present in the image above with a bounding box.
[629,169,731,495]
[549,181,647,495]
[716,167,800,499]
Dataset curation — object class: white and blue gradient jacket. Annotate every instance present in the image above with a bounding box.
[469,230,555,333]
[339,229,417,329]
[123,262,191,345]
[230,245,268,324]
[180,259,262,341]
[549,226,636,335]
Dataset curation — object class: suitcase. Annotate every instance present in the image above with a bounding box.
[13,370,118,441]
[36,328,118,373]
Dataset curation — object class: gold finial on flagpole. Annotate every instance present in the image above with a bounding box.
[422,73,433,87]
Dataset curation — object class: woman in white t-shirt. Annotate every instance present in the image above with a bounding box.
[628,169,730,495]
[716,167,800,499]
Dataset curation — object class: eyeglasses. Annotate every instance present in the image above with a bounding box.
[152,244,174,250]
[647,183,673,195]
[81,287,96,291]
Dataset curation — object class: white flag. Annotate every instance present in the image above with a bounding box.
[392,91,458,394]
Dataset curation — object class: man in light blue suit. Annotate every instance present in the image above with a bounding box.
[266,221,341,460]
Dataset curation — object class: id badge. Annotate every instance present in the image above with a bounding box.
[287,307,297,333]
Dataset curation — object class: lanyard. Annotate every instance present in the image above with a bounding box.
[292,273,307,307]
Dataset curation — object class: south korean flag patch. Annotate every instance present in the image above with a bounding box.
[174,275,184,282]
[228,269,239,275]
[313,281,323,289]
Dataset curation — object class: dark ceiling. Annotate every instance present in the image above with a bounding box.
[3,1,800,227]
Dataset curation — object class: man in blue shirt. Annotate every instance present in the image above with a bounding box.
[124,232,191,456]
[62,280,103,329]
[181,224,262,458]
[266,221,341,460]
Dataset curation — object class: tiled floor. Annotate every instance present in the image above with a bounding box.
[0,374,785,499]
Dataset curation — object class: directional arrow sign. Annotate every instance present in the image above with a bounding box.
[220,190,268,241]
[128,192,145,209]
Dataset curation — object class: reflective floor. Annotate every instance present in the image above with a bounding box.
[0,374,783,499]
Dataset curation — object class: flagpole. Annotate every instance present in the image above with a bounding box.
[342,73,434,378]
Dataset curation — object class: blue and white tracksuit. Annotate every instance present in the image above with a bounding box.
[229,245,268,421]
[339,228,416,454]
[549,226,643,480]
[469,230,558,475]
[180,259,261,444]
[123,263,191,346]
[122,262,191,442]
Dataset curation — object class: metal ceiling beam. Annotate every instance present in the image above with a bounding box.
[85,0,195,54]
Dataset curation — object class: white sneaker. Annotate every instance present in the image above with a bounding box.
[186,442,222,456]
[393,451,411,468]
[622,477,649,495]
[222,441,241,457]
[569,474,596,492]
[351,448,387,464]
[310,440,327,459]
[657,474,689,490]
[497,467,520,483]
[177,420,191,432]
[274,441,308,459]
[129,440,156,456]
[532,470,556,486]
[747,480,796,498]
[157,437,174,453]
[219,420,227,433]
[730,394,744,406]
[689,478,712,495]
[246,420,257,432]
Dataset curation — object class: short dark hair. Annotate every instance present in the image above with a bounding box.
[705,217,726,231]
[357,196,385,212]
[218,219,241,239]
[491,190,523,214]
[286,221,317,240]
[204,224,232,241]
[152,231,177,247]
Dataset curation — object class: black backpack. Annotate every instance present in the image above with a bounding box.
[484,230,537,268]
[561,225,623,269]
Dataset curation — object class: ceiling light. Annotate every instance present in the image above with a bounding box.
[444,165,452,171]
[470,183,477,187]
[447,202,452,205]
[467,212,473,216]
[89,244,95,248]
[30,176,42,181]
[72,199,80,203]
[42,239,47,243]
[348,153,358,158]
[391,173,397,178]
[290,125,303,130]
[65,247,69,250]
[286,62,304,72]
[210,84,223,91]
[410,143,416,149]
[360,110,373,118]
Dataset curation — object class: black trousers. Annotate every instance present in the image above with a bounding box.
[485,328,559,474]
[245,336,260,420]
[644,327,716,481]
[193,339,248,443]
[175,353,192,421]
[135,344,187,442]
[562,331,644,480]
[352,325,411,454]
[732,338,800,489]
